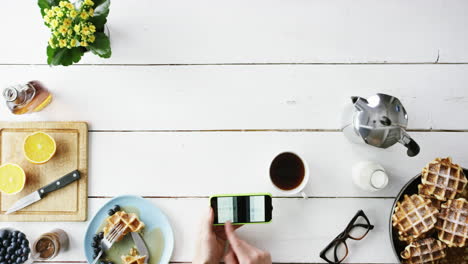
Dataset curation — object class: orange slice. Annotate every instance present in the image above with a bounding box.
[0,164,26,194]
[23,132,56,164]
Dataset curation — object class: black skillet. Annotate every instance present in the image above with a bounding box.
[388,168,468,263]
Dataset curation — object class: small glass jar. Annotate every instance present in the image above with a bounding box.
[32,229,69,260]
[3,80,53,115]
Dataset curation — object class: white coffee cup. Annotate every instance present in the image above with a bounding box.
[269,151,309,199]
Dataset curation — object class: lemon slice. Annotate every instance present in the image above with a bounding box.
[0,164,26,194]
[23,132,56,164]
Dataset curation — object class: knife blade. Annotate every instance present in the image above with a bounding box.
[5,170,81,215]
[131,232,149,263]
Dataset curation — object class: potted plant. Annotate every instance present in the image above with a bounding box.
[38,0,111,66]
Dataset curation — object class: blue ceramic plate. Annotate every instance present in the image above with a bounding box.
[84,195,174,264]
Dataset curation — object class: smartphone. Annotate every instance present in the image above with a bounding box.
[210,193,273,225]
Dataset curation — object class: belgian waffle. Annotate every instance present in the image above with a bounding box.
[103,211,145,241]
[440,246,468,264]
[400,238,447,264]
[435,198,468,247]
[392,194,439,242]
[419,157,467,201]
[121,248,147,264]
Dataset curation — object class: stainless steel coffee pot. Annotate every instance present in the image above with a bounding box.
[341,93,420,157]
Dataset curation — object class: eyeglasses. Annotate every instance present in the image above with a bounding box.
[319,210,374,264]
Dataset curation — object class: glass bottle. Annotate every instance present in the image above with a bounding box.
[3,80,53,115]
[32,229,69,260]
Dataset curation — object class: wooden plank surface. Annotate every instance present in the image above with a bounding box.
[2,197,396,263]
[1,0,468,64]
[0,65,467,130]
[87,131,468,197]
[0,122,88,221]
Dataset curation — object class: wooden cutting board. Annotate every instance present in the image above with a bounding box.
[0,122,88,221]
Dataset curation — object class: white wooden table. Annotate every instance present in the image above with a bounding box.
[1,0,468,263]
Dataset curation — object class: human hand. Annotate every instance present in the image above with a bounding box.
[224,221,272,264]
[193,208,242,264]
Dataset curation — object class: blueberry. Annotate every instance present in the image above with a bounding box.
[21,256,27,262]
[0,262,5,264]
[92,253,98,259]
[113,205,120,212]
[9,244,16,250]
[0,248,5,255]
[0,256,3,261]
[16,234,24,241]
[6,248,14,254]
[107,209,115,216]
[22,248,29,255]
[20,240,27,247]
[93,248,100,254]
[91,241,98,248]
[0,230,9,240]
[2,241,8,248]
[93,236,100,242]
[98,232,104,239]
[4,254,9,260]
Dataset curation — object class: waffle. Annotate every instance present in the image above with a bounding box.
[103,211,145,241]
[392,194,439,242]
[121,248,147,264]
[418,157,467,201]
[435,198,468,247]
[440,246,468,264]
[401,238,447,264]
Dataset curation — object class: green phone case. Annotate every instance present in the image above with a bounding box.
[209,193,273,225]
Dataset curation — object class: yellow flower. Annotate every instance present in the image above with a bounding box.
[81,26,90,35]
[46,9,55,17]
[88,34,95,43]
[84,0,94,6]
[57,11,64,17]
[70,10,77,18]
[80,41,88,47]
[58,39,67,48]
[44,15,50,24]
[50,19,59,28]
[58,26,68,35]
[67,29,73,35]
[63,18,72,27]
[53,6,60,12]
[53,31,59,36]
[74,24,80,33]
[88,8,94,17]
[70,39,77,47]
[89,24,96,33]
[48,37,55,46]
[80,12,89,19]
[59,1,67,7]
[66,3,74,9]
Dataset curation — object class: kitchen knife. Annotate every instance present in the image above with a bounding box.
[5,170,81,215]
[131,232,150,263]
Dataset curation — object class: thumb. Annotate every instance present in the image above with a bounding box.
[225,221,244,252]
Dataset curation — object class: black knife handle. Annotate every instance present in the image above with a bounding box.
[39,170,81,198]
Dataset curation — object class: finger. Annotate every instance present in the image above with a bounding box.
[201,207,214,234]
[224,246,239,264]
[225,221,245,252]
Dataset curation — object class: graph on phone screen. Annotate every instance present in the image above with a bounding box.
[216,196,265,223]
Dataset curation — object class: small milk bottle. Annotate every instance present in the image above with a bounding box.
[352,161,389,192]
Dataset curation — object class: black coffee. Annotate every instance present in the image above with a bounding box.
[269,152,305,190]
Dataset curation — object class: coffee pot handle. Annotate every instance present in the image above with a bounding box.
[404,138,420,157]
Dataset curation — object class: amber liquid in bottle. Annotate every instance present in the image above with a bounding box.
[3,80,53,115]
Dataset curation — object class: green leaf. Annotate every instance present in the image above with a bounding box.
[47,45,85,66]
[89,0,110,31]
[87,32,111,58]
[38,0,60,16]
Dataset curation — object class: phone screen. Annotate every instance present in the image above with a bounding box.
[211,195,272,224]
